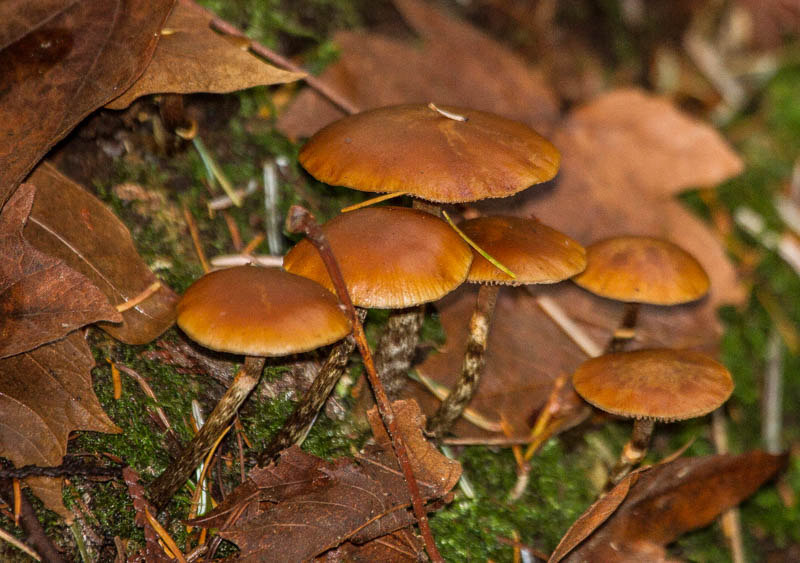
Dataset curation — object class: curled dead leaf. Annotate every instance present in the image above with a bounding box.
[106,0,305,110]
[551,451,788,562]
[0,183,121,358]
[24,163,178,344]
[0,332,120,520]
[0,0,174,204]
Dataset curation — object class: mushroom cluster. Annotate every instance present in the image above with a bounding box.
[152,102,736,561]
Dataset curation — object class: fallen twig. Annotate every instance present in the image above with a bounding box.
[197,5,360,116]
[285,205,443,563]
[0,479,65,563]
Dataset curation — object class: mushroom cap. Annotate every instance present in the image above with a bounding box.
[298,104,560,203]
[572,348,733,421]
[177,266,351,357]
[572,236,710,305]
[460,215,586,285]
[283,206,473,309]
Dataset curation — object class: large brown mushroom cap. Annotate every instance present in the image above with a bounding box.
[572,348,733,421]
[461,215,586,285]
[298,104,560,203]
[573,236,710,305]
[177,266,351,357]
[283,206,473,309]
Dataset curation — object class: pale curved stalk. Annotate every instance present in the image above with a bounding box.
[427,284,499,437]
[148,356,265,509]
[258,313,364,464]
[607,418,655,486]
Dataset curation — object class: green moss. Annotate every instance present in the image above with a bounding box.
[431,440,596,560]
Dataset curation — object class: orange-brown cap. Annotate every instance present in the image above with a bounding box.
[572,348,733,421]
[283,206,473,308]
[460,216,586,285]
[572,236,710,305]
[177,266,351,356]
[298,104,560,203]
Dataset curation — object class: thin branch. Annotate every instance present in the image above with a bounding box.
[285,205,443,563]
[197,6,360,116]
[0,480,65,563]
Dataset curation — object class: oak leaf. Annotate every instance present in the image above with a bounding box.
[106,0,305,110]
[0,0,174,204]
[0,183,121,358]
[122,467,173,563]
[0,331,121,520]
[24,162,178,345]
[192,400,460,561]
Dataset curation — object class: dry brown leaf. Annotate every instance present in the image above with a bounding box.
[0,331,121,520]
[24,162,178,344]
[553,89,743,198]
[0,0,174,204]
[277,0,558,139]
[0,183,121,358]
[192,400,459,561]
[737,0,800,49]
[317,528,424,562]
[122,467,173,563]
[552,451,788,562]
[410,286,588,439]
[548,471,638,563]
[536,282,724,356]
[106,0,305,110]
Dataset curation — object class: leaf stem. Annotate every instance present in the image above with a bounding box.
[285,205,443,563]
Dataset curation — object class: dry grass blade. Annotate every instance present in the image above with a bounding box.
[144,507,188,563]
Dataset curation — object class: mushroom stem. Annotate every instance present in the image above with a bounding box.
[366,198,440,400]
[411,198,442,217]
[607,302,640,353]
[427,284,500,437]
[286,205,444,563]
[608,417,655,486]
[258,312,364,464]
[148,355,265,510]
[375,306,426,400]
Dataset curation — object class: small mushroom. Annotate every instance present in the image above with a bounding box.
[572,348,733,484]
[148,266,351,508]
[426,215,586,437]
[573,236,710,352]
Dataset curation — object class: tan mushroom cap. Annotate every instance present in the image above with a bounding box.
[298,104,560,203]
[573,236,710,305]
[572,348,733,421]
[283,206,473,309]
[177,266,351,357]
[460,216,586,285]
